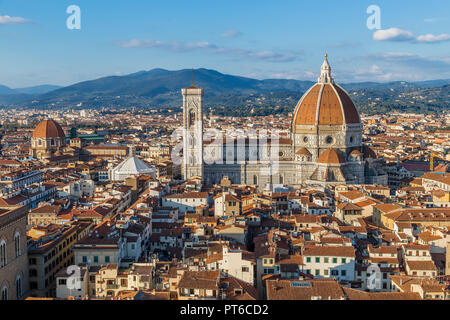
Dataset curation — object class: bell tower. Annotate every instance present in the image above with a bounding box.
[182,79,204,182]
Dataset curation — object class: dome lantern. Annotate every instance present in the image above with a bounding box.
[318,53,334,84]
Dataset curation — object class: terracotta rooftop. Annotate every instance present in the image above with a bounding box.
[317,148,345,165]
[32,119,65,139]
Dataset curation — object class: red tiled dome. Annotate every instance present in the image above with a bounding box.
[295,147,312,156]
[350,149,363,156]
[317,148,346,164]
[363,145,377,159]
[292,55,360,130]
[293,83,360,126]
[32,120,65,139]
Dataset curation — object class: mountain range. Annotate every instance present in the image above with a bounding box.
[0,68,448,115]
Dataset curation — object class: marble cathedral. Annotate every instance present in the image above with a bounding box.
[182,55,387,189]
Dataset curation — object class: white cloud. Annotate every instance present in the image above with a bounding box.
[117,39,215,51]
[0,15,28,24]
[373,28,415,41]
[221,29,242,38]
[117,39,297,63]
[416,33,450,43]
[373,27,450,44]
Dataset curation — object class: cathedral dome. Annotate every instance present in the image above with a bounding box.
[292,55,360,131]
[317,148,345,164]
[362,145,377,159]
[295,147,312,156]
[32,119,66,139]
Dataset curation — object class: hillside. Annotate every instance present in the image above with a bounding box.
[0,68,448,115]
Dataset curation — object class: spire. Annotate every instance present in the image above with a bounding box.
[317,53,334,84]
[187,68,198,89]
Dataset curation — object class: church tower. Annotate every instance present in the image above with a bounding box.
[182,82,204,181]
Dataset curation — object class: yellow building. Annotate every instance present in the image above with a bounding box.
[379,207,450,231]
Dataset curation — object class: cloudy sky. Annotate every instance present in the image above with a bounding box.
[0,0,449,87]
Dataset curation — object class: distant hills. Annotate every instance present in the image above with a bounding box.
[0,84,61,95]
[0,68,448,115]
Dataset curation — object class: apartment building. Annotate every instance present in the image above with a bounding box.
[401,243,437,277]
[302,245,356,282]
[0,205,29,300]
[162,192,210,214]
[27,224,80,297]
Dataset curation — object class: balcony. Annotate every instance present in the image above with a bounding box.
[106,283,119,289]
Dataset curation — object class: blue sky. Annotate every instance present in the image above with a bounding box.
[0,0,449,87]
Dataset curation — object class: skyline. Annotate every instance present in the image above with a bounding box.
[0,0,449,87]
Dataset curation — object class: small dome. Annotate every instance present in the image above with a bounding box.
[32,120,65,139]
[295,147,312,156]
[350,149,363,156]
[362,145,377,159]
[317,148,345,164]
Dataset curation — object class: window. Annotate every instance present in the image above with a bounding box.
[331,270,338,276]
[315,257,320,263]
[324,269,329,276]
[14,232,20,257]
[58,279,67,285]
[242,267,249,272]
[324,257,329,263]
[325,136,333,144]
[332,258,337,263]
[16,275,22,299]
[341,270,346,276]
[0,240,6,267]
[1,286,7,300]
[341,258,346,264]
[253,175,258,185]
[82,256,87,263]
[105,256,110,263]
[306,257,311,263]
[315,269,320,276]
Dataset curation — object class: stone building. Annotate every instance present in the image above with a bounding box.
[0,205,29,300]
[30,119,67,160]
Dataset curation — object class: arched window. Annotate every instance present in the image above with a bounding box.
[16,275,22,299]
[1,286,7,300]
[189,110,196,127]
[253,175,258,185]
[279,175,284,184]
[14,232,20,258]
[0,240,6,268]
